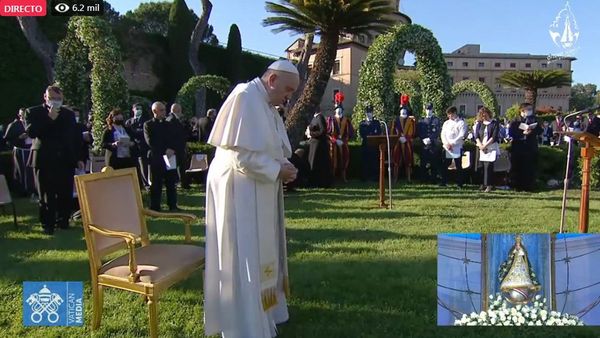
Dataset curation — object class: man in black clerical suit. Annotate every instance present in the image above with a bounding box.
[126,103,150,188]
[508,102,543,191]
[166,103,191,189]
[197,108,217,142]
[144,102,179,211]
[307,107,333,188]
[25,86,84,235]
[585,111,600,137]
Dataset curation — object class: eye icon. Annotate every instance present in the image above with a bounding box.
[54,3,70,13]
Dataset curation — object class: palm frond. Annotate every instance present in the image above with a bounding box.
[498,70,571,90]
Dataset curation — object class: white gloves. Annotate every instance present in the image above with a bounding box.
[399,136,407,143]
[336,139,343,146]
[422,138,431,146]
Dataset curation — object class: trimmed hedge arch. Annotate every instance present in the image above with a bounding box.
[355,24,452,125]
[451,80,499,116]
[55,16,128,149]
[175,75,230,117]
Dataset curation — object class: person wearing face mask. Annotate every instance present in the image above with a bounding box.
[126,103,150,189]
[307,106,333,188]
[204,60,298,338]
[474,107,500,192]
[166,103,191,189]
[508,102,543,191]
[101,109,138,172]
[72,108,93,171]
[551,112,565,146]
[440,106,467,188]
[4,108,34,196]
[327,91,353,182]
[390,94,416,183]
[359,105,382,181]
[585,110,600,137]
[24,85,85,235]
[417,103,442,183]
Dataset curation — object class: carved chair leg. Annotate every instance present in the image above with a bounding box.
[147,295,159,338]
[92,284,104,330]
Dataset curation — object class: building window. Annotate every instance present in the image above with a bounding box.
[478,62,485,67]
[462,62,469,67]
[463,76,469,81]
[510,63,516,68]
[498,105,503,115]
[541,63,548,68]
[332,60,341,75]
[494,62,501,68]
[450,77,454,85]
[447,61,453,67]
[478,77,485,83]
[459,105,466,115]
[557,85,563,89]
[525,63,531,68]
[557,63,563,68]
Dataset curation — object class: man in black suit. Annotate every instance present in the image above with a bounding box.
[25,86,84,234]
[3,108,31,148]
[144,102,179,211]
[166,103,191,189]
[72,107,93,170]
[197,108,217,142]
[585,111,600,137]
[126,103,150,188]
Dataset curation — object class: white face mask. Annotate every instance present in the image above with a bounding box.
[366,113,373,121]
[134,109,142,118]
[526,110,533,116]
[75,117,80,123]
[48,100,63,109]
[426,109,433,117]
[400,109,408,118]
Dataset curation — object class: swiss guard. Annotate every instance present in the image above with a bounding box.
[327,91,354,182]
[417,102,442,183]
[391,94,416,183]
[358,104,382,181]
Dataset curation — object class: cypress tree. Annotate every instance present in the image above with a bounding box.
[167,0,196,101]
[226,24,243,85]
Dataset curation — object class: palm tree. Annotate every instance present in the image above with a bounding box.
[498,70,572,110]
[263,0,396,146]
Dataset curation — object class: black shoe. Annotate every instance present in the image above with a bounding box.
[58,223,70,229]
[43,227,54,235]
[438,183,447,187]
[150,207,161,212]
[169,207,183,212]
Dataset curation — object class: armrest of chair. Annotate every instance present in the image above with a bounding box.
[88,224,140,283]
[142,209,198,243]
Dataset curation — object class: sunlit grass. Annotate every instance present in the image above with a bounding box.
[1,183,599,337]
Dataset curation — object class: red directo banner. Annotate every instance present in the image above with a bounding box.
[0,0,47,16]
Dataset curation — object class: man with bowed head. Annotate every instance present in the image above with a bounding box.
[204,60,299,338]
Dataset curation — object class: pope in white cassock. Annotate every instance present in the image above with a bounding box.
[204,60,300,338]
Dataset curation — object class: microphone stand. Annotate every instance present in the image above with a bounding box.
[379,120,393,208]
[558,106,598,233]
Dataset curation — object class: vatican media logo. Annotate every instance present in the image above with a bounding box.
[547,0,580,62]
[23,282,83,326]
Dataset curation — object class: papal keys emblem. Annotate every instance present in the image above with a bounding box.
[25,284,64,323]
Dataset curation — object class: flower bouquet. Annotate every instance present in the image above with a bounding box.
[454,293,585,326]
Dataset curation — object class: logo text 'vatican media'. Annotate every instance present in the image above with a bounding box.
[23,281,83,327]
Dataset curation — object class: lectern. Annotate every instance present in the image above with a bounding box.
[367,135,390,208]
[563,131,600,233]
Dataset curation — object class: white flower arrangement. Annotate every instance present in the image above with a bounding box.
[454,294,585,326]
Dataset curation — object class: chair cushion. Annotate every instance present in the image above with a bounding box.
[100,244,204,284]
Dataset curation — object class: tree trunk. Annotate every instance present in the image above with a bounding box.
[286,31,339,148]
[189,0,212,115]
[287,33,314,110]
[525,87,537,111]
[16,16,56,84]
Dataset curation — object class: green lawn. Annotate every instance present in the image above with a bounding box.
[1,182,600,337]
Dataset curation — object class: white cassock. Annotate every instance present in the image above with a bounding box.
[204,77,292,338]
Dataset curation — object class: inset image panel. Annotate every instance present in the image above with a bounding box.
[437,233,600,326]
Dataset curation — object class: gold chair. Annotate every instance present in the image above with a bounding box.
[0,174,17,228]
[75,167,204,338]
